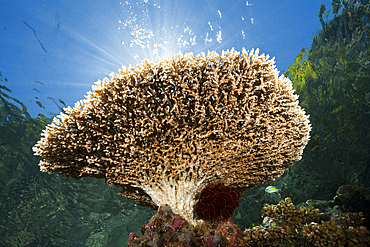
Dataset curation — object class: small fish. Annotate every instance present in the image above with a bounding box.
[35,101,45,109]
[265,186,280,193]
[332,0,341,3]
[58,99,66,107]
[32,88,41,93]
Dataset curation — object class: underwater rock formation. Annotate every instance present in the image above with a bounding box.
[127,204,245,247]
[333,184,370,230]
[33,48,311,225]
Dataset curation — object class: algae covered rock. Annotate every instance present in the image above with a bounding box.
[127,204,245,247]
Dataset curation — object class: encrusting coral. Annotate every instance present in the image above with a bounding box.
[127,204,246,246]
[244,197,370,246]
[33,48,311,225]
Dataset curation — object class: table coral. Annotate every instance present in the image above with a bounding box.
[33,49,311,225]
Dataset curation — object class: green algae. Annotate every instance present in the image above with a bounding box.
[235,0,370,231]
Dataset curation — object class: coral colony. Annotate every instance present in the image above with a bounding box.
[244,197,370,246]
[34,49,312,245]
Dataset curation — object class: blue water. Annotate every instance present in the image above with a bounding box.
[1,0,328,116]
[6,0,369,246]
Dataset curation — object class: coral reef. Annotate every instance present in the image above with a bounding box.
[262,197,320,228]
[276,0,370,205]
[127,204,245,247]
[128,204,194,246]
[298,184,370,233]
[33,48,311,225]
[333,184,370,229]
[195,182,240,222]
[243,197,370,246]
[237,1,370,232]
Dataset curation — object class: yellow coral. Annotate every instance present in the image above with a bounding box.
[244,198,370,246]
[302,220,346,246]
[262,197,319,227]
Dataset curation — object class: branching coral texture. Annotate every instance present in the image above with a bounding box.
[262,197,320,228]
[33,48,311,225]
[244,198,370,246]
